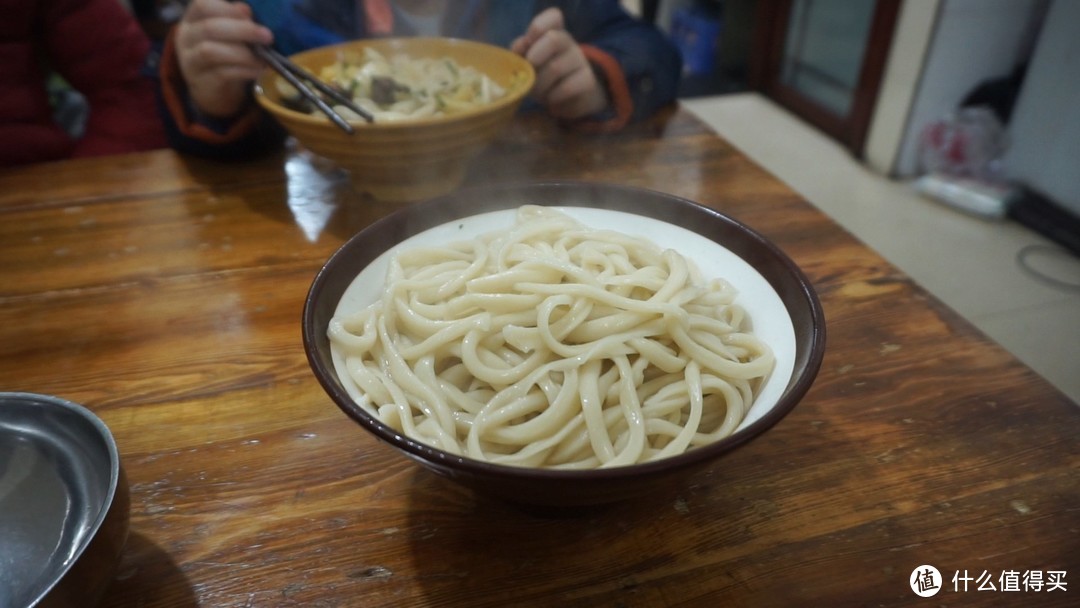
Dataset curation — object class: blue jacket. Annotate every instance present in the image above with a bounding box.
[158,0,681,159]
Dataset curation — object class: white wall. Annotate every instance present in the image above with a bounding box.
[887,0,1045,177]
[864,0,940,175]
[1000,0,1080,216]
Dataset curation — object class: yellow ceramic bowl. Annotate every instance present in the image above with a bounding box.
[255,37,535,202]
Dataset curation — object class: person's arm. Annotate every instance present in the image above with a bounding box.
[511,8,609,123]
[44,0,167,157]
[524,0,682,133]
[156,0,288,159]
[157,26,286,160]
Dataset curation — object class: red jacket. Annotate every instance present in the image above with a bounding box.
[0,0,166,165]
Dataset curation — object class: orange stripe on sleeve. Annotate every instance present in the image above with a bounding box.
[363,0,394,35]
[578,44,633,133]
[159,28,263,145]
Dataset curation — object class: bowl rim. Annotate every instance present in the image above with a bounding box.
[254,36,537,130]
[0,391,123,607]
[302,180,826,481]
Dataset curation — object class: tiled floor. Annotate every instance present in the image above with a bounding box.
[682,93,1080,404]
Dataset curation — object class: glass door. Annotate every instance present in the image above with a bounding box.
[751,0,901,156]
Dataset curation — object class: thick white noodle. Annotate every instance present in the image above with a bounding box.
[329,206,775,468]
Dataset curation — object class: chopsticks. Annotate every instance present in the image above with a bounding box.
[252,44,375,133]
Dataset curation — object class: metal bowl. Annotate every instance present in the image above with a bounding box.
[0,392,129,608]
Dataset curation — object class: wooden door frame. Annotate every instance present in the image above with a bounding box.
[749,0,901,157]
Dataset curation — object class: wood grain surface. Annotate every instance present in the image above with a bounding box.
[1,107,1076,607]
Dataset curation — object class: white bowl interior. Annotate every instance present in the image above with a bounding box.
[331,206,797,435]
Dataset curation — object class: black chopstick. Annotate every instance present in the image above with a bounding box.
[252,45,354,133]
[260,46,375,123]
[252,45,375,132]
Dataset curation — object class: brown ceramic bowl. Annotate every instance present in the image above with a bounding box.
[0,392,129,607]
[255,37,534,203]
[302,182,826,508]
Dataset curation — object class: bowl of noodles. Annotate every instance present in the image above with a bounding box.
[303,182,826,507]
[254,37,534,203]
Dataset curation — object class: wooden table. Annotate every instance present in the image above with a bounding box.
[1,107,1076,607]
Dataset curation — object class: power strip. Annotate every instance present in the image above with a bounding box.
[913,173,1013,219]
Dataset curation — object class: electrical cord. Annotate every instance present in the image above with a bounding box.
[1015,244,1080,293]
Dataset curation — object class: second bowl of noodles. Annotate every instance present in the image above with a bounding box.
[255,37,534,203]
[303,181,826,507]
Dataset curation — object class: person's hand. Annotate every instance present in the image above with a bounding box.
[175,0,273,118]
[511,8,608,120]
